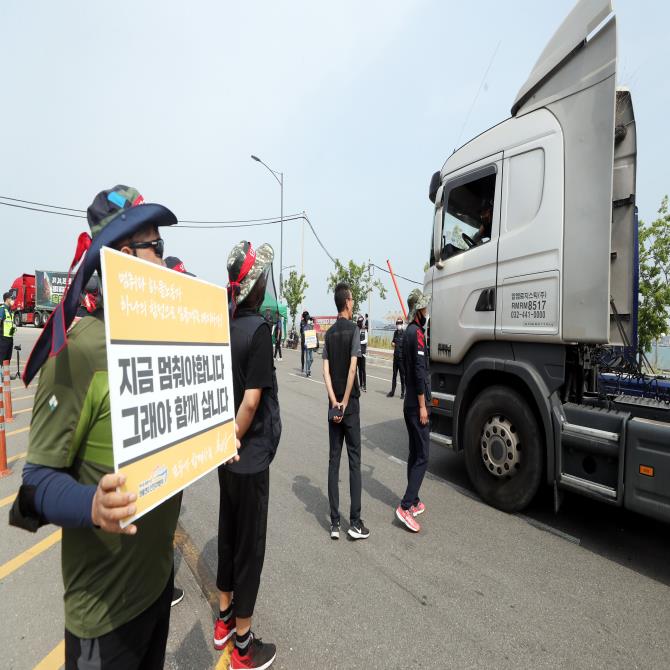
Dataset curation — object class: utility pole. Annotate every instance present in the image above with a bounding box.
[367,259,372,333]
[301,211,305,276]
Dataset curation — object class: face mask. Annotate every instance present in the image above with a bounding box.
[396,324,403,330]
[418,313,428,328]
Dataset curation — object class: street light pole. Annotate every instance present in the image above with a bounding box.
[251,154,284,299]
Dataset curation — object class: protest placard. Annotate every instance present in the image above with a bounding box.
[304,329,318,350]
[100,248,236,525]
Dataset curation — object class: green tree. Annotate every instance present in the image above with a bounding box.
[327,259,387,316]
[281,270,309,329]
[638,196,670,356]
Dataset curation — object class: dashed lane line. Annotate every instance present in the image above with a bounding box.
[33,640,64,670]
[0,529,62,581]
[13,393,35,401]
[7,451,27,464]
[13,406,33,415]
[0,493,16,508]
[7,426,29,437]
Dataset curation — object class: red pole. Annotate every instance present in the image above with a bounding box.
[0,391,11,478]
[3,361,13,422]
[386,260,407,320]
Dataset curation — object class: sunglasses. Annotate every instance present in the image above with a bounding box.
[128,238,164,258]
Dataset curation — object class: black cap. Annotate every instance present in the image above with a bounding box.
[3,292,11,301]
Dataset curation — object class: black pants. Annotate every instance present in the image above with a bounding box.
[301,346,305,371]
[401,409,430,510]
[390,355,405,395]
[64,571,173,670]
[0,337,13,366]
[357,355,366,389]
[274,337,282,359]
[328,411,362,525]
[217,467,269,618]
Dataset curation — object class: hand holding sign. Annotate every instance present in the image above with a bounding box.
[91,473,138,535]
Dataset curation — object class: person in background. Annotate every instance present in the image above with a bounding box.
[364,313,369,333]
[303,316,317,377]
[299,310,309,372]
[395,289,432,533]
[273,315,283,361]
[0,291,16,366]
[356,315,367,392]
[387,318,406,399]
[215,240,281,670]
[322,283,369,541]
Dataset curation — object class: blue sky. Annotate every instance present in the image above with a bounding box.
[1,1,668,320]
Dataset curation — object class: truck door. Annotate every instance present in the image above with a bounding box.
[430,154,502,364]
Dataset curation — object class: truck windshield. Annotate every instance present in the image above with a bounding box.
[440,171,496,260]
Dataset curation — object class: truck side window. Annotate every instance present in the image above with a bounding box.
[440,169,496,261]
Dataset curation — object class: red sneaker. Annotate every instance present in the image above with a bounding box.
[214,616,236,650]
[395,505,421,532]
[230,633,276,669]
[410,502,426,517]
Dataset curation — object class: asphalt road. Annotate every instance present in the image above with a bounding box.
[1,327,670,669]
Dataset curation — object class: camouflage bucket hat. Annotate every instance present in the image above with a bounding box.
[86,184,177,241]
[407,288,431,323]
[227,241,274,307]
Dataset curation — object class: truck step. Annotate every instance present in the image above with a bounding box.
[430,432,453,447]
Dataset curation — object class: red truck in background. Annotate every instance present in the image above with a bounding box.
[10,270,69,328]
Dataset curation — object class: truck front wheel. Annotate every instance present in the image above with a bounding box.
[463,385,543,513]
[33,312,42,328]
[13,312,21,328]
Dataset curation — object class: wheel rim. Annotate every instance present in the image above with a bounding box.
[480,415,521,479]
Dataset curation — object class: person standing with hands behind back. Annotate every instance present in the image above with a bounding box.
[322,283,370,541]
[395,289,431,533]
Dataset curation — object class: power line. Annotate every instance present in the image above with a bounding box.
[0,195,86,212]
[178,212,304,224]
[175,214,305,229]
[371,263,421,286]
[301,212,336,264]
[0,200,86,218]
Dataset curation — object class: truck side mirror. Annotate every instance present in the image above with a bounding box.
[428,171,441,204]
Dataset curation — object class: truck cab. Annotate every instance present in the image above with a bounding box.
[425,0,670,522]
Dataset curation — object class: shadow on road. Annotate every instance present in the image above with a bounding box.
[363,417,670,588]
[361,462,399,508]
[292,475,330,532]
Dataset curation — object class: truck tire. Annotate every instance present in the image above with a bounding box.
[463,385,543,513]
[33,312,42,328]
[13,313,21,328]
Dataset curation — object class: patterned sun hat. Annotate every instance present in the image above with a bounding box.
[407,288,431,323]
[227,241,274,307]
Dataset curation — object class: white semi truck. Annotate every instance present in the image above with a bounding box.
[425,0,670,522]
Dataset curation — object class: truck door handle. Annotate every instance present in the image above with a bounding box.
[475,287,496,312]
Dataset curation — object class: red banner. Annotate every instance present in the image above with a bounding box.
[312,316,338,333]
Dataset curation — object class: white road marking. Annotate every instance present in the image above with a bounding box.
[366,374,392,383]
[289,372,325,386]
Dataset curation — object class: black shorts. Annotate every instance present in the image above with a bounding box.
[64,571,173,670]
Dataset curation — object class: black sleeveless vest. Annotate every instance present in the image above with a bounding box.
[227,312,281,474]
